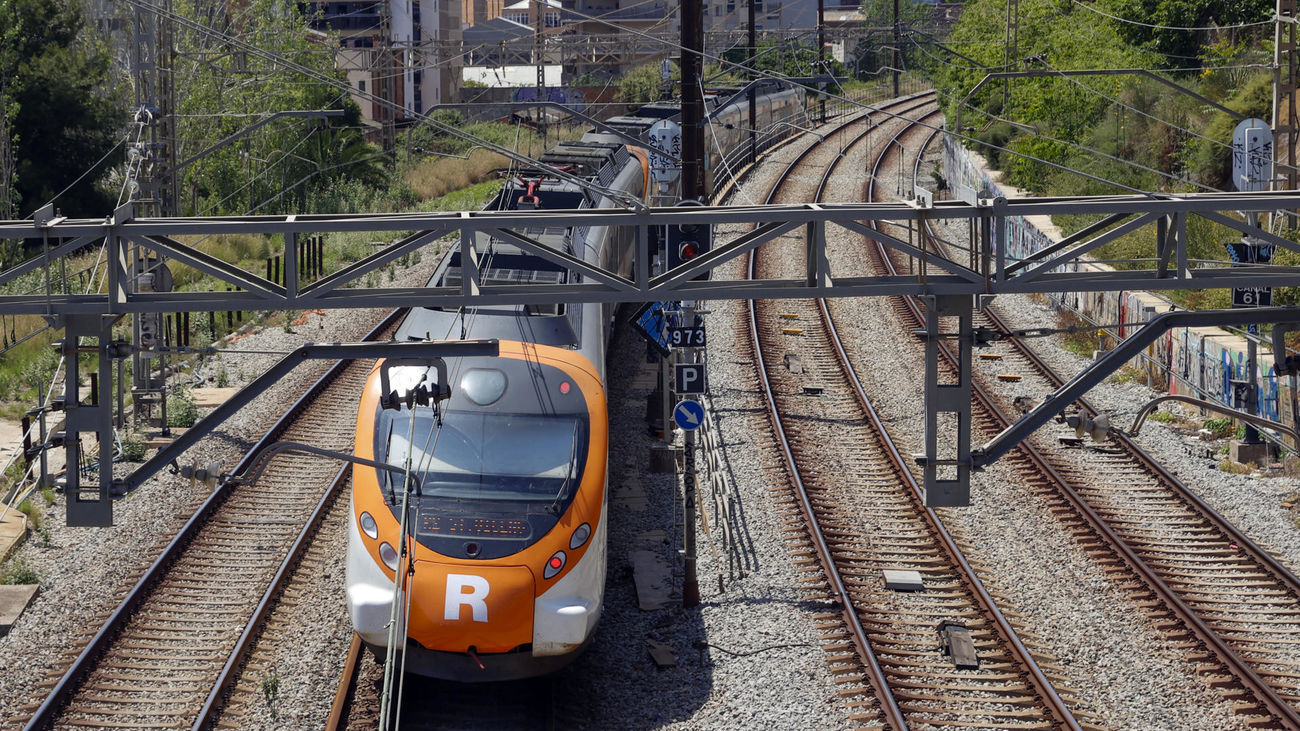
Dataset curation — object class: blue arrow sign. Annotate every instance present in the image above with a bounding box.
[673,399,705,431]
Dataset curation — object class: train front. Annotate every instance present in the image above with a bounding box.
[347,340,608,680]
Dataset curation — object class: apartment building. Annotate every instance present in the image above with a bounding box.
[303,1,462,123]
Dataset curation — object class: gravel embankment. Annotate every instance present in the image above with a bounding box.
[0,241,447,728]
[8,108,1293,730]
[695,112,1268,729]
[561,130,850,728]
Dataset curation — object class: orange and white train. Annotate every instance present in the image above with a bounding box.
[346,84,803,680]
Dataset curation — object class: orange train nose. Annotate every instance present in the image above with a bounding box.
[407,562,536,654]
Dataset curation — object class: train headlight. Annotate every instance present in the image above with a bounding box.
[461,368,507,406]
[543,551,566,579]
[569,523,591,550]
[359,511,378,540]
[379,542,400,571]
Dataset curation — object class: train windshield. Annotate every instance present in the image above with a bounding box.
[379,409,588,503]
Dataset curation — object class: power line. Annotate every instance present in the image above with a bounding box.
[1067,0,1272,31]
[124,0,645,208]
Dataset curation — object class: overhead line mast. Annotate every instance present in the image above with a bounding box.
[681,0,704,201]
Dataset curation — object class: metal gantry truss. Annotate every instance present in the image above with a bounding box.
[5,189,1300,522]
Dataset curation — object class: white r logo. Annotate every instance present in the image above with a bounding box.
[444,574,490,622]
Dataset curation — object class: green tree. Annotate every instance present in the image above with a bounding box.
[173,0,387,216]
[1099,0,1272,68]
[1,0,125,218]
[617,63,677,109]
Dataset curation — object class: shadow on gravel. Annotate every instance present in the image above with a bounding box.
[553,316,715,728]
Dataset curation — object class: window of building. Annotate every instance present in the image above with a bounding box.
[359,79,367,92]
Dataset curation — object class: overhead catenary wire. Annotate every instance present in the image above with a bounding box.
[1067,0,1273,31]
[133,0,1182,204]
[123,0,646,209]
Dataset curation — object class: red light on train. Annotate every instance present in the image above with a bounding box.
[559,381,571,394]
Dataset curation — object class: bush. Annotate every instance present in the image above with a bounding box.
[1202,416,1235,439]
[17,499,41,531]
[167,389,199,428]
[118,431,148,462]
[0,557,39,585]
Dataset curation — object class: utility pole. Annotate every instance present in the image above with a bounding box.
[681,0,704,200]
[748,0,757,164]
[0,88,12,219]
[1274,0,1298,196]
[379,0,397,154]
[892,0,900,97]
[818,0,826,122]
[1002,0,1019,112]
[129,0,173,432]
[535,0,545,135]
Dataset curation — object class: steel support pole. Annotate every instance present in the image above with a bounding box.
[683,425,699,607]
[1275,0,1298,196]
[748,0,757,165]
[61,315,118,527]
[892,0,900,97]
[681,0,704,200]
[818,0,826,123]
[920,295,972,507]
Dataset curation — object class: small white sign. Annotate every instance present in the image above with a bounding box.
[647,119,681,184]
[1232,118,1273,192]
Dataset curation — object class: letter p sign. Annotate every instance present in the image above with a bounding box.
[444,573,490,622]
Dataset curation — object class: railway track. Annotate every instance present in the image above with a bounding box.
[327,639,557,731]
[20,309,406,730]
[861,116,1300,726]
[742,93,1086,729]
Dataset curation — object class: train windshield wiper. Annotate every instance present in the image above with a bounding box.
[546,421,581,516]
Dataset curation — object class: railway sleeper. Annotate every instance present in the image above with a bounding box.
[892,690,1042,706]
[895,704,1050,719]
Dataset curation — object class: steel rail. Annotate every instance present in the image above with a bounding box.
[851,110,1081,729]
[23,306,406,731]
[976,307,1300,726]
[327,635,365,731]
[986,305,1300,607]
[193,462,352,728]
[747,103,912,730]
[891,173,1300,726]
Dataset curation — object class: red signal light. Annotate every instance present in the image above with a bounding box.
[544,550,567,579]
[678,241,699,259]
[559,381,571,395]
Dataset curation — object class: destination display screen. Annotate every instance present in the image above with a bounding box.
[419,514,530,539]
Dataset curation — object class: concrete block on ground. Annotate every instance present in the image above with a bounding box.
[190,387,240,408]
[0,507,27,564]
[883,569,925,592]
[0,583,39,637]
[613,476,648,511]
[1230,440,1271,467]
[630,549,673,611]
[649,445,681,474]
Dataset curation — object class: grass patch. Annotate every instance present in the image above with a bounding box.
[1053,310,1100,358]
[1148,410,1178,423]
[17,499,41,531]
[166,389,198,429]
[1217,459,1254,474]
[118,431,147,462]
[0,556,39,585]
[1202,416,1235,439]
[1107,366,1146,384]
